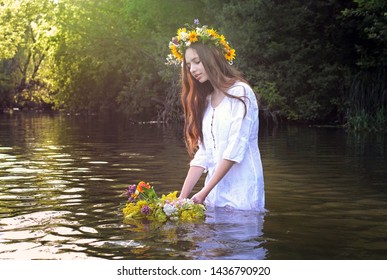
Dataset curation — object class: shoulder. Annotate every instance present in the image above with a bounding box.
[227,81,254,98]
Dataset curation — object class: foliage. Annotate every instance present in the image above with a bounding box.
[207,0,355,122]
[342,0,387,69]
[0,0,59,109]
[0,0,386,130]
[254,82,288,124]
[345,67,387,131]
[340,0,387,130]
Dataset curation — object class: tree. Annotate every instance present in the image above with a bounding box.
[341,0,387,131]
[210,0,357,122]
[0,0,59,108]
[1,0,385,130]
[47,0,205,119]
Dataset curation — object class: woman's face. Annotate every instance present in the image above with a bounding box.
[185,48,208,83]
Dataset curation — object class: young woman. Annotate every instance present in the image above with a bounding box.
[167,20,265,211]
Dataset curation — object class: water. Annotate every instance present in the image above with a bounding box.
[0,113,386,260]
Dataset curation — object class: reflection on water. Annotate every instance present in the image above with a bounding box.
[121,208,266,260]
[192,209,266,260]
[0,113,386,259]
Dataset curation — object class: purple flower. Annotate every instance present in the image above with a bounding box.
[194,19,200,25]
[126,184,138,202]
[141,205,151,215]
[126,184,136,198]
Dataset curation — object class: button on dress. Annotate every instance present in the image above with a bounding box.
[190,81,265,211]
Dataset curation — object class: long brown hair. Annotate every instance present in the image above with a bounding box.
[181,43,248,158]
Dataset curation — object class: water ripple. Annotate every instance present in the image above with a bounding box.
[1,115,386,260]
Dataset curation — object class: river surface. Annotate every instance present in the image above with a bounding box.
[0,113,386,260]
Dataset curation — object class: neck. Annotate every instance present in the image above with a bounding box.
[212,88,223,95]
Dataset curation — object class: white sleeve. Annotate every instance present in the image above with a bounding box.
[189,141,208,171]
[222,85,257,163]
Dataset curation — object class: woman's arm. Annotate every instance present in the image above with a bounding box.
[191,159,235,204]
[179,165,205,199]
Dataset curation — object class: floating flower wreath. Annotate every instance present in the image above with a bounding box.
[166,19,236,66]
[122,181,206,223]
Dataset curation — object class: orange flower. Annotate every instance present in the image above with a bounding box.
[136,181,151,193]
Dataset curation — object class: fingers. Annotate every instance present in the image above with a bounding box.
[192,196,203,204]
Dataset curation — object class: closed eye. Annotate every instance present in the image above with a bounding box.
[192,58,201,64]
[186,59,201,71]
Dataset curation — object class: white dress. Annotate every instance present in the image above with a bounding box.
[190,81,265,211]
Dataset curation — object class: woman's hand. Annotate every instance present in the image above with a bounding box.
[191,159,236,204]
[191,190,207,204]
[179,166,205,199]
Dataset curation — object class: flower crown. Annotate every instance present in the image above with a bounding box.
[166,19,236,66]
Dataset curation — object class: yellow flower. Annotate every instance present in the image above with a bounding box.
[122,203,136,216]
[137,200,148,208]
[188,30,199,43]
[180,210,193,222]
[170,45,183,61]
[225,48,236,61]
[177,28,187,35]
[123,181,206,224]
[180,209,204,222]
[207,28,219,38]
[177,28,189,42]
[161,191,178,203]
[221,40,231,50]
[123,202,143,220]
[167,22,237,65]
[218,35,226,44]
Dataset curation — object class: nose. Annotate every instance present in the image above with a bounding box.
[190,64,198,74]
